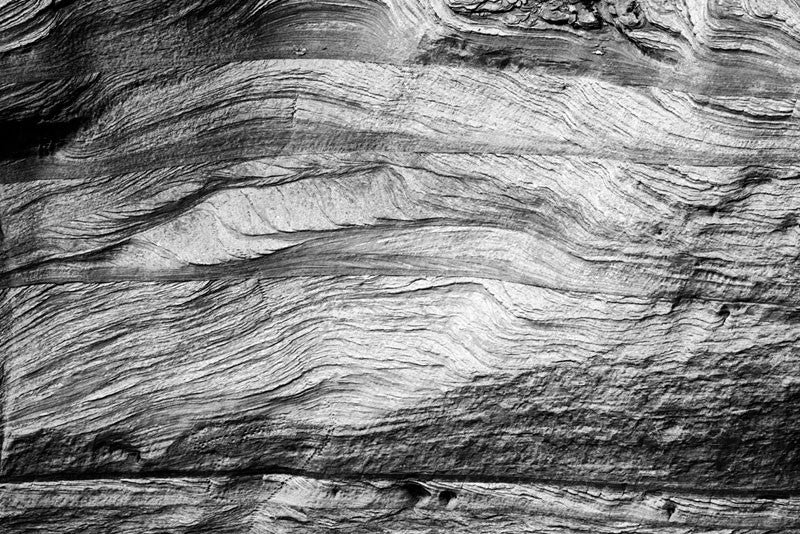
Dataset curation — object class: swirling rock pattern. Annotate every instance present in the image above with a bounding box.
[1,0,799,532]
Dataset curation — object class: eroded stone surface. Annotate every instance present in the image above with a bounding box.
[2,0,799,532]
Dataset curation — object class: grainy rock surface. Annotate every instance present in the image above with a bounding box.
[1,0,800,532]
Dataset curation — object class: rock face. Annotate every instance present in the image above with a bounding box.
[1,0,800,532]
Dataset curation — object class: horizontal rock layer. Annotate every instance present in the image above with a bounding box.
[3,0,800,97]
[2,277,799,490]
[3,475,800,533]
[3,152,799,306]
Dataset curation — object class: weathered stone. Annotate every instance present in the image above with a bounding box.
[2,0,799,532]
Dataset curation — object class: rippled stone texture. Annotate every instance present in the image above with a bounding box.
[1,0,799,532]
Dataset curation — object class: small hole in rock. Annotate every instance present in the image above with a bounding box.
[777,213,797,232]
[718,304,730,321]
[494,57,511,69]
[664,500,676,519]
[670,295,684,312]
[401,481,431,503]
[438,489,457,506]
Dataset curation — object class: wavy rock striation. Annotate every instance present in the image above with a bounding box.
[1,0,800,532]
[3,475,800,533]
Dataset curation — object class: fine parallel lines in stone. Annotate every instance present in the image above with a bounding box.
[1,278,798,487]
[0,0,421,82]
[2,475,800,533]
[3,0,800,100]
[3,154,798,306]
[2,60,800,182]
[2,1,800,530]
